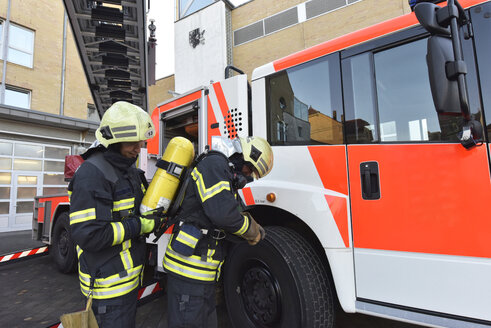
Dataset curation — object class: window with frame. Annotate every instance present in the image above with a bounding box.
[343,36,482,144]
[4,86,30,109]
[266,53,344,146]
[43,145,70,196]
[3,23,35,68]
[177,0,215,19]
[470,1,491,140]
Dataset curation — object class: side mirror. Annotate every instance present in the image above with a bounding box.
[426,35,462,115]
[414,3,450,35]
[414,0,470,118]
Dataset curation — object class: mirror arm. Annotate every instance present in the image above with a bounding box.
[445,0,470,119]
[459,119,483,149]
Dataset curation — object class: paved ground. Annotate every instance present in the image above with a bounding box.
[0,230,45,254]
[0,230,420,328]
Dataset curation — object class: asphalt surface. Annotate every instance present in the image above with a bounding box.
[0,230,420,328]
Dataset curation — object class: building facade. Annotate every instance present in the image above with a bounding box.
[0,0,96,232]
[150,0,412,105]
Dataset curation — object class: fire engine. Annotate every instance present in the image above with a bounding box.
[33,0,491,327]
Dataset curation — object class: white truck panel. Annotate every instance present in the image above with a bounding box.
[174,2,229,94]
[355,248,491,321]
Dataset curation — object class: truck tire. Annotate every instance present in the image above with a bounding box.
[51,211,77,273]
[223,226,335,328]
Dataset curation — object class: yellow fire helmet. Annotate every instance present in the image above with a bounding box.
[95,101,155,147]
[238,136,274,179]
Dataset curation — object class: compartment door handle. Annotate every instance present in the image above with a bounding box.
[360,161,380,200]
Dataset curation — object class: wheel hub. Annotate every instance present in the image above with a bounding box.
[59,230,69,256]
[241,266,281,326]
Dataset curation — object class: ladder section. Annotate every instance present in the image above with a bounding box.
[63,0,148,117]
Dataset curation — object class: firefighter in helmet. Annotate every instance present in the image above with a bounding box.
[163,135,274,328]
[68,101,163,328]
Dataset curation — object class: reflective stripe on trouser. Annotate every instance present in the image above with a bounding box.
[163,241,221,282]
[79,265,143,299]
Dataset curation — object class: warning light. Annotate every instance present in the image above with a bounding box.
[266,193,276,203]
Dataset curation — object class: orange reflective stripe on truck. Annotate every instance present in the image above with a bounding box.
[308,146,350,248]
[241,187,255,206]
[212,82,237,137]
[272,0,487,73]
[308,146,349,196]
[273,11,418,72]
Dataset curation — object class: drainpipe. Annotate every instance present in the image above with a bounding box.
[59,11,68,116]
[0,0,12,104]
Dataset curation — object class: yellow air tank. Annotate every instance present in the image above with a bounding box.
[140,136,195,214]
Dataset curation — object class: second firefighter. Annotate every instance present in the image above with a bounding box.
[163,136,274,328]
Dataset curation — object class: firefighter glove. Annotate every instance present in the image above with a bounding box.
[140,207,166,234]
[240,212,266,246]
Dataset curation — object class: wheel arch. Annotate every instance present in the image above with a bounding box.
[50,204,77,273]
[248,205,326,263]
[48,203,70,244]
[247,204,356,313]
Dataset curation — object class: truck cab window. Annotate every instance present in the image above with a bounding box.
[266,53,343,146]
[342,53,378,143]
[343,35,482,144]
[470,1,491,139]
[374,39,440,142]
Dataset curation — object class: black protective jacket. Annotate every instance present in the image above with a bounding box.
[163,151,252,283]
[68,148,147,299]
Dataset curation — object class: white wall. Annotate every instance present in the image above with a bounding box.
[174,2,229,93]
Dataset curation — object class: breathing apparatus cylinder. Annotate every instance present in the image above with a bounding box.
[140,136,195,214]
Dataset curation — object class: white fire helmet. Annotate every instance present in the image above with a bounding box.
[211,136,273,179]
[95,101,155,147]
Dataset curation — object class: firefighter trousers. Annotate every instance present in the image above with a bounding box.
[91,288,139,328]
[167,274,217,328]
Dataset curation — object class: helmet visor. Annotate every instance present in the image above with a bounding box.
[244,162,260,180]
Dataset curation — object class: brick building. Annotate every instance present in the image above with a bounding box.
[0,0,96,232]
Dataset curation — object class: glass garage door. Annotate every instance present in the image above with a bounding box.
[0,140,70,232]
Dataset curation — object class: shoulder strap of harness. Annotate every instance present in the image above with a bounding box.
[86,151,118,184]
[152,148,231,242]
[169,149,230,217]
